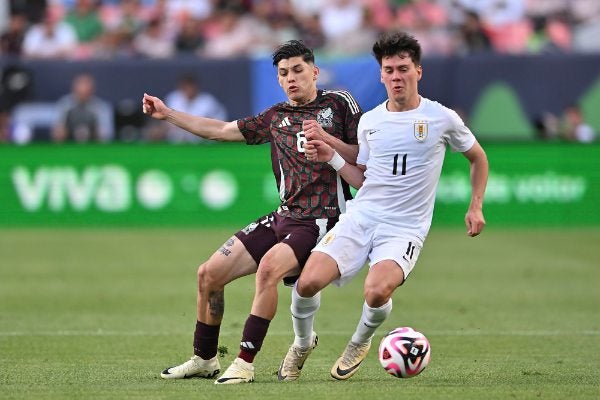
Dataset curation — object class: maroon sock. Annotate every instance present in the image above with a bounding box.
[193,321,220,360]
[237,314,271,363]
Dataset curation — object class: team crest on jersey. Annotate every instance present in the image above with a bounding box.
[321,232,335,246]
[414,121,428,141]
[316,108,333,127]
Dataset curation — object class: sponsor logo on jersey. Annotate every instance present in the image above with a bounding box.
[278,117,292,128]
[414,121,428,141]
[316,107,333,127]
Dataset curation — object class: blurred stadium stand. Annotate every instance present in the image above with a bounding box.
[0,0,599,143]
[1,53,599,142]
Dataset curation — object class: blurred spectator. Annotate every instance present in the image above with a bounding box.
[319,0,365,45]
[63,0,103,43]
[362,0,394,31]
[132,17,175,58]
[22,7,77,59]
[97,0,146,58]
[10,0,47,24]
[455,10,492,55]
[174,12,204,54]
[289,0,324,20]
[466,0,532,54]
[0,11,28,56]
[295,13,326,50]
[249,0,299,55]
[316,0,380,56]
[114,97,145,142]
[323,4,378,56]
[4,0,600,61]
[561,104,596,143]
[150,73,227,143]
[166,0,214,21]
[396,0,448,29]
[0,1,9,33]
[525,0,568,21]
[394,0,453,55]
[533,111,560,141]
[527,13,571,54]
[53,73,114,142]
[570,0,600,53]
[202,6,260,58]
[146,0,214,41]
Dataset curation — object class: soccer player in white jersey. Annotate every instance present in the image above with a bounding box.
[278,31,488,381]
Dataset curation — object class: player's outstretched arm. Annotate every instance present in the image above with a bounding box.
[303,120,358,164]
[462,141,488,237]
[304,139,365,189]
[142,93,244,142]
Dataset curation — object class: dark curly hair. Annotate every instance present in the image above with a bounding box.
[372,31,422,67]
[272,40,315,66]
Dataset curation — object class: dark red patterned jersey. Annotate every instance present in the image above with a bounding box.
[237,89,362,220]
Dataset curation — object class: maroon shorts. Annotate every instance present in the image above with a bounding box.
[234,211,337,286]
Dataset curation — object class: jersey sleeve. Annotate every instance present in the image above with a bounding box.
[236,107,274,145]
[339,90,362,146]
[445,108,476,152]
[356,116,370,166]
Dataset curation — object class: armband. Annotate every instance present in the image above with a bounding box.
[327,151,346,171]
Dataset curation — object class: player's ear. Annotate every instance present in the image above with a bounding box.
[313,65,319,81]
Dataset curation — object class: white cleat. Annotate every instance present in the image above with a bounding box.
[214,358,255,385]
[278,332,318,381]
[160,355,220,379]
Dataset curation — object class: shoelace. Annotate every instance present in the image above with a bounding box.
[180,357,200,372]
[283,346,308,371]
[341,343,368,366]
[224,362,244,375]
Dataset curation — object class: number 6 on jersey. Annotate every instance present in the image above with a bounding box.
[296,131,307,153]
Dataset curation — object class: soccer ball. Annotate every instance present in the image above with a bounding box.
[378,327,431,378]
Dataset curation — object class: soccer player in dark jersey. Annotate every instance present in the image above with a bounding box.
[142,40,362,384]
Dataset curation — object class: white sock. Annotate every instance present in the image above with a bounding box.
[290,284,320,348]
[351,299,392,344]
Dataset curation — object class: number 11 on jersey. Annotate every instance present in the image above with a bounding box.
[393,154,407,175]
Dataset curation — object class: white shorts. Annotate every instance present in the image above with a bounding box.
[313,212,423,287]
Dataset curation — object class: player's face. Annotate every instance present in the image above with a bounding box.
[277,56,319,106]
[380,53,422,111]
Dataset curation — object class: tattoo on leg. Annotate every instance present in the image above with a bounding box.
[218,237,235,256]
[208,290,224,318]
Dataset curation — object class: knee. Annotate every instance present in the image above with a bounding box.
[364,282,394,308]
[197,261,221,292]
[296,277,321,298]
[256,255,283,288]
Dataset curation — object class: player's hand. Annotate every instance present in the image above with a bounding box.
[142,93,170,120]
[304,139,334,163]
[465,208,485,237]
[302,119,328,142]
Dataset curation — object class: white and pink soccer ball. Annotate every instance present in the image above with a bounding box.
[378,327,431,378]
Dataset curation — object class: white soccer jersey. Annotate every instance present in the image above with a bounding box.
[348,96,476,243]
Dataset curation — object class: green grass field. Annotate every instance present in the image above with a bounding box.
[1,228,599,399]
